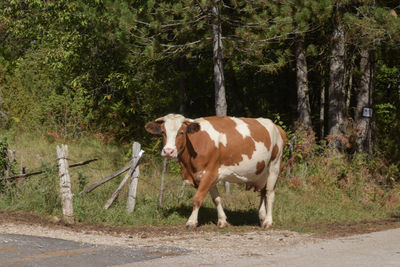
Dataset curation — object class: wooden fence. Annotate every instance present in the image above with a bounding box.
[0,141,206,224]
[1,142,144,224]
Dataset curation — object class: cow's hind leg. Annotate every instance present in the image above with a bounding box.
[260,161,280,229]
[258,186,267,227]
[209,185,228,228]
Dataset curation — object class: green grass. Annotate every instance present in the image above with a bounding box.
[1,130,400,233]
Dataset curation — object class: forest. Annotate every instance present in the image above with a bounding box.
[1,0,400,230]
[1,1,400,171]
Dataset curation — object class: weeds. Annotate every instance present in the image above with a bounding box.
[0,130,399,232]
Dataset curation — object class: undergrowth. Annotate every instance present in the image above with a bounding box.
[0,129,399,232]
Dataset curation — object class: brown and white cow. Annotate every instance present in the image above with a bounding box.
[145,114,286,229]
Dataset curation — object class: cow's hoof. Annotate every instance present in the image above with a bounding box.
[261,221,272,229]
[217,220,228,228]
[186,222,197,230]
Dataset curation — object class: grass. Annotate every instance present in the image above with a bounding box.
[1,130,400,233]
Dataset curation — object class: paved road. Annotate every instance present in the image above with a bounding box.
[0,234,187,267]
[2,228,400,266]
[120,228,400,267]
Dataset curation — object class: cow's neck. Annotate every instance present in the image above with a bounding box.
[178,136,199,184]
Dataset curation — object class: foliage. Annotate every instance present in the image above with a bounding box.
[1,0,398,151]
[77,171,89,192]
[0,137,8,177]
[0,164,61,216]
[375,64,400,163]
[0,131,399,230]
[0,137,16,192]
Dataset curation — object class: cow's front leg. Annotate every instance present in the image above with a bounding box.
[186,171,216,230]
[209,185,228,228]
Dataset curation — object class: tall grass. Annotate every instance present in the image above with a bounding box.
[1,129,400,232]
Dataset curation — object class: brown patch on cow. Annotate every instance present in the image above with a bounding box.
[145,121,163,135]
[245,182,265,192]
[187,129,218,158]
[270,144,279,161]
[240,118,271,150]
[205,117,256,166]
[255,160,265,175]
[276,125,286,148]
[178,128,220,187]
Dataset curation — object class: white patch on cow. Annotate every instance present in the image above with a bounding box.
[194,170,206,181]
[162,114,186,158]
[196,118,227,147]
[217,140,271,189]
[230,117,251,139]
[258,118,284,150]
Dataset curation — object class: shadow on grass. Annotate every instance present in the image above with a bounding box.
[162,204,259,227]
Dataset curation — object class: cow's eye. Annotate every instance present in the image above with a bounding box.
[180,131,184,135]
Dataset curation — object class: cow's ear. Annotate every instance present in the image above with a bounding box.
[186,122,200,134]
[145,122,163,135]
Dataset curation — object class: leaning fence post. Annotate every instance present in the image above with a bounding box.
[56,144,74,224]
[104,142,143,210]
[126,142,143,213]
[158,158,167,208]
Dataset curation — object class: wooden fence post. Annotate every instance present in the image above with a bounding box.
[126,142,143,213]
[104,167,134,210]
[225,181,230,194]
[104,142,143,210]
[178,181,186,200]
[158,158,167,208]
[56,144,74,224]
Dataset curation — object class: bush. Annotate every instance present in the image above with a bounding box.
[0,137,8,176]
[0,164,61,216]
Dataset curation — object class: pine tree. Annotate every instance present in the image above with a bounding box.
[344,1,400,154]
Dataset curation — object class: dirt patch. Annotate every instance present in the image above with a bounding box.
[0,210,314,259]
[1,210,400,239]
[303,218,400,239]
[0,210,184,238]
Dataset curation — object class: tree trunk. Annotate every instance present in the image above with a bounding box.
[320,78,326,139]
[212,0,227,117]
[355,48,374,154]
[212,1,229,193]
[328,22,346,151]
[295,37,312,128]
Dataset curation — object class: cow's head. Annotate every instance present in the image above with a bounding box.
[145,114,200,158]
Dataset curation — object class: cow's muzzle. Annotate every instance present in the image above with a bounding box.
[162,147,177,158]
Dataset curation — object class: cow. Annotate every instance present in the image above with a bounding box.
[145,114,286,229]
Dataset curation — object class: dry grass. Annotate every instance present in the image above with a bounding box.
[1,130,400,233]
